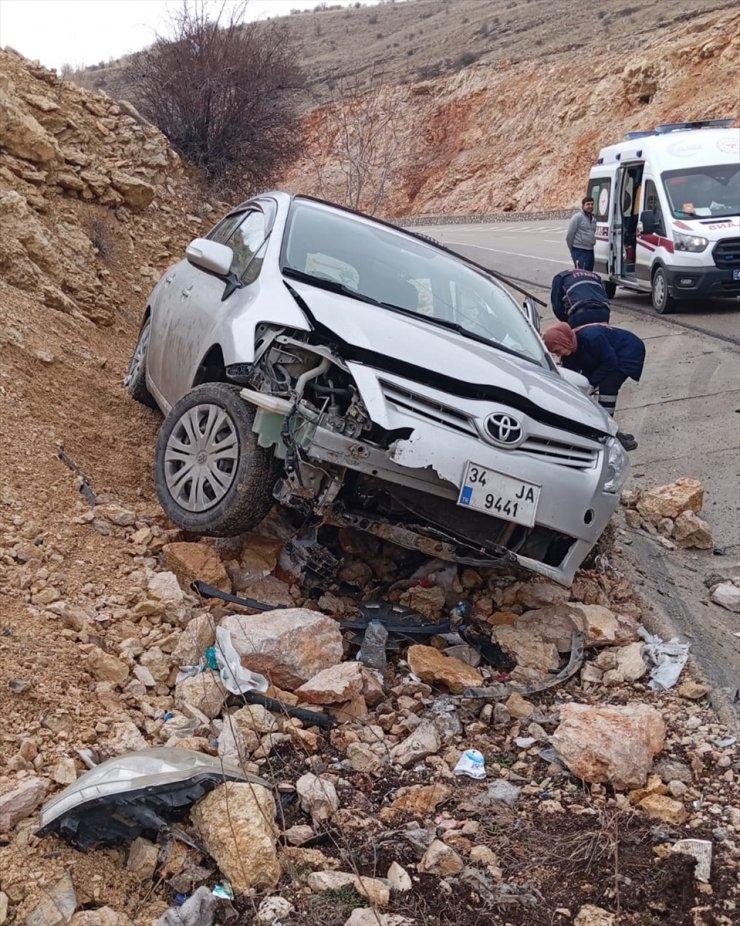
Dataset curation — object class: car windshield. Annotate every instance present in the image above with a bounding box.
[281,200,547,365]
[662,164,740,219]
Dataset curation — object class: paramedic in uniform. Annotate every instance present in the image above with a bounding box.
[542,322,645,452]
[550,267,611,328]
[565,196,597,270]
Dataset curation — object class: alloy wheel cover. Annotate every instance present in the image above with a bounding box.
[163,403,240,512]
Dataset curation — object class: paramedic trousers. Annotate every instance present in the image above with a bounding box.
[571,247,594,271]
[596,370,629,415]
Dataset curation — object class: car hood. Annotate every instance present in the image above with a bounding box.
[673,215,740,238]
[288,280,610,433]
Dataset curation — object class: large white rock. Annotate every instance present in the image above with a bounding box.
[191,782,279,893]
[220,609,343,690]
[710,581,740,613]
[551,702,666,790]
[296,772,339,825]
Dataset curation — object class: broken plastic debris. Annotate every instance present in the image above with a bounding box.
[214,624,269,695]
[671,838,712,882]
[156,886,219,926]
[212,881,234,900]
[36,747,267,850]
[357,618,388,676]
[638,627,690,690]
[453,748,486,780]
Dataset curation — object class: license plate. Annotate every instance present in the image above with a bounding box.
[733,270,740,281]
[457,462,540,528]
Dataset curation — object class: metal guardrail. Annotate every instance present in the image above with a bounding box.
[399,208,574,227]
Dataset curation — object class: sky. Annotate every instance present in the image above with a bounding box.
[0,0,380,72]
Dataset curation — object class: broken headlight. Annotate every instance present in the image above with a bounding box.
[37,747,267,850]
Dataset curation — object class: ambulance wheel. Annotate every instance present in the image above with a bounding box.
[651,266,676,315]
[604,281,617,298]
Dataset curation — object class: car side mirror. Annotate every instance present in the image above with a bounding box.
[185,238,233,276]
[522,296,541,331]
[639,210,656,235]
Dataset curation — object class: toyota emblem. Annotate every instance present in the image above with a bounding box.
[486,413,523,446]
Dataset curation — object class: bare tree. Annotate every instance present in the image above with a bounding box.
[311,68,440,216]
[128,1,305,190]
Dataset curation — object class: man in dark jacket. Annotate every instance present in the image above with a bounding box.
[551,268,611,329]
[543,321,646,451]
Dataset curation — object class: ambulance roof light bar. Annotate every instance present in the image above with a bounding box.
[625,119,734,140]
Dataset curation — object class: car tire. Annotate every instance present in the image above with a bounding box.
[154,382,277,536]
[651,266,676,315]
[124,316,158,408]
[603,280,617,299]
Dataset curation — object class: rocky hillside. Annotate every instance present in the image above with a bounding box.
[277,3,740,215]
[66,0,739,218]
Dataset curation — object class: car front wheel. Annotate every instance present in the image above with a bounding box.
[651,266,676,315]
[124,316,157,408]
[154,382,277,535]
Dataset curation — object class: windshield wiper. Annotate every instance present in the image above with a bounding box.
[282,267,380,307]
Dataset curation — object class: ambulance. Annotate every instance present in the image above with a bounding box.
[587,119,740,314]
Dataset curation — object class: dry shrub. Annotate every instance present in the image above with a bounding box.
[128,0,305,190]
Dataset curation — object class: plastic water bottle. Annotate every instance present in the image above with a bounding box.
[358,619,388,677]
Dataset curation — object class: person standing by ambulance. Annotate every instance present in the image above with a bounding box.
[565,196,596,271]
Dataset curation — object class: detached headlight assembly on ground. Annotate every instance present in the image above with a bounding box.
[36,747,268,850]
[673,231,708,252]
[603,437,629,494]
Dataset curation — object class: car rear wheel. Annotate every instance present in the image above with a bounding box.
[124,316,157,408]
[651,266,676,315]
[154,383,277,535]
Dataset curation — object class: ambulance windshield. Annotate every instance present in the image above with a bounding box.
[662,165,740,220]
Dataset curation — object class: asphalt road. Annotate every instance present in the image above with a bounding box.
[414,219,740,719]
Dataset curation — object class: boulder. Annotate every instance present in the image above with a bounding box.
[162,542,230,593]
[389,721,441,767]
[636,477,704,524]
[172,613,216,666]
[419,839,464,876]
[384,783,451,817]
[295,661,365,704]
[219,609,343,690]
[596,642,647,685]
[672,511,712,549]
[86,647,129,686]
[191,782,279,893]
[551,702,666,790]
[0,89,61,162]
[296,773,339,825]
[0,777,47,832]
[406,644,483,693]
[175,670,228,719]
[710,580,740,613]
[490,625,560,680]
[110,171,155,211]
[25,872,76,926]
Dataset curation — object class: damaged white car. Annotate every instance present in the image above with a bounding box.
[125,192,629,585]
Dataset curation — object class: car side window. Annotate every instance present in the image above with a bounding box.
[229,210,268,284]
[208,212,244,245]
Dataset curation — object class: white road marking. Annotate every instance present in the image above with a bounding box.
[445,241,570,264]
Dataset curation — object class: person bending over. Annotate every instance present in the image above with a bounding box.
[543,321,645,451]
